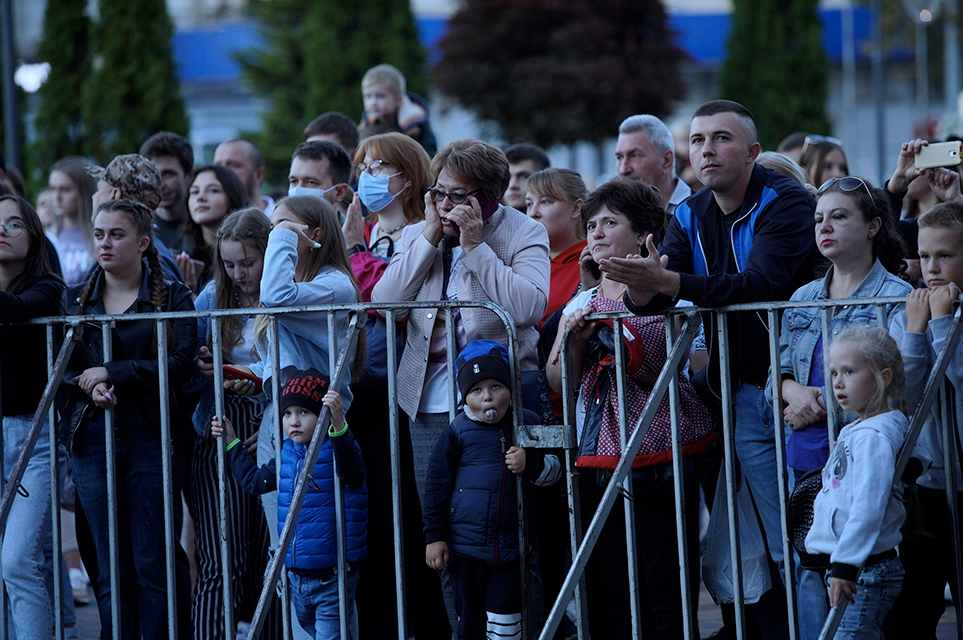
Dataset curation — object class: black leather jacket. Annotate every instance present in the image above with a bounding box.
[58,266,197,446]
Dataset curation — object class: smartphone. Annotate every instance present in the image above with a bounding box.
[586,259,601,280]
[198,354,214,364]
[915,141,963,169]
[223,365,263,392]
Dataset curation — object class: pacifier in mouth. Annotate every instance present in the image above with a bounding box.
[485,408,497,421]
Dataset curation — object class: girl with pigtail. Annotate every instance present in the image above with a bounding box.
[59,199,196,638]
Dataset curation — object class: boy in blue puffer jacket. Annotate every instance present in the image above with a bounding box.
[212,368,367,640]
[423,340,561,640]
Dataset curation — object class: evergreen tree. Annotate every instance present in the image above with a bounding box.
[433,0,686,148]
[720,0,830,148]
[238,0,428,186]
[82,0,189,163]
[29,0,91,186]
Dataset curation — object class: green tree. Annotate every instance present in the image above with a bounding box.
[29,0,92,187]
[720,0,829,149]
[82,0,189,163]
[433,0,686,148]
[238,0,428,186]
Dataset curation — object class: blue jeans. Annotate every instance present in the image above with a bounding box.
[2,414,53,638]
[289,568,360,639]
[827,556,903,639]
[71,414,191,640]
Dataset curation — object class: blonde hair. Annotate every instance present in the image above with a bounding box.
[254,196,366,381]
[918,200,963,245]
[833,326,905,415]
[353,132,431,222]
[361,64,405,95]
[757,151,808,188]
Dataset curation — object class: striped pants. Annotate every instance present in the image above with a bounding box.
[189,395,276,639]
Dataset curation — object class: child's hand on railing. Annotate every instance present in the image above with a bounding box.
[211,415,237,442]
[505,446,526,475]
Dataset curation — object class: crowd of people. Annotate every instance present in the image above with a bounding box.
[0,60,962,640]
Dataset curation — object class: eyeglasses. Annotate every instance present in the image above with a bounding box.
[802,134,845,157]
[428,186,479,206]
[817,176,876,209]
[355,160,394,177]
[0,220,24,238]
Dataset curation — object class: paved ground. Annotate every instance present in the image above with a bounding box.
[72,581,959,638]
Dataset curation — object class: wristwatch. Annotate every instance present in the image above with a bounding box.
[347,244,366,256]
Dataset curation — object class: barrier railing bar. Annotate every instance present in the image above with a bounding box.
[327,312,350,640]
[538,310,697,640]
[48,325,64,640]
[0,325,80,530]
[667,313,697,639]
[767,308,798,640]
[941,381,963,640]
[211,317,235,637]
[818,302,963,638]
[385,309,408,639]
[820,308,838,444]
[157,322,179,638]
[612,315,642,640]
[103,322,121,640]
[445,307,457,423]
[248,312,362,639]
[716,312,746,640]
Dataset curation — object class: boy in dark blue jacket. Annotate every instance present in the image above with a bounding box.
[212,369,367,639]
[423,340,560,640]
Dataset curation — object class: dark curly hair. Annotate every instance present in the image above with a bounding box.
[580,177,667,246]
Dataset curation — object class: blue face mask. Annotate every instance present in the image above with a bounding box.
[288,184,338,199]
[358,171,406,212]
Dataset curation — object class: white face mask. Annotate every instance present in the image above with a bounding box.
[288,184,338,199]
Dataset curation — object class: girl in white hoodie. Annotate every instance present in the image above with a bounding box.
[805,326,908,639]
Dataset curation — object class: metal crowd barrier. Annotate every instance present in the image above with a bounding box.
[0,295,960,640]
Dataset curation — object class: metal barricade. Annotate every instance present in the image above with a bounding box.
[1,295,961,640]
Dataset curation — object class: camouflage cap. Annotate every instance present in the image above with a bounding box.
[85,154,162,210]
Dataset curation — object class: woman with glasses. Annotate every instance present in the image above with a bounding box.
[768,176,910,639]
[0,196,65,637]
[799,136,849,188]
[371,137,549,637]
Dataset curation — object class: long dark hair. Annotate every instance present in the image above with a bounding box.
[182,165,249,263]
[211,208,270,362]
[0,195,57,294]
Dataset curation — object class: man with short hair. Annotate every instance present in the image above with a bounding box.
[139,131,194,251]
[288,141,352,213]
[603,100,822,638]
[502,143,550,211]
[85,154,183,282]
[214,138,273,214]
[304,112,361,162]
[615,114,691,216]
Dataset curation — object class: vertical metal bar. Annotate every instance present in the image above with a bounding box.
[558,329,587,640]
[48,325,64,640]
[612,316,642,640]
[666,314,695,640]
[269,316,292,640]
[820,307,836,444]
[103,323,121,640]
[445,307,457,421]
[211,318,234,637]
[716,312,745,640]
[156,321,178,638]
[875,303,886,328]
[768,309,797,640]
[328,313,349,640]
[941,382,963,640]
[385,310,408,640]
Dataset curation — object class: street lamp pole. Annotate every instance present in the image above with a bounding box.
[0,0,20,169]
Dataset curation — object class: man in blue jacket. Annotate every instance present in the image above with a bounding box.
[601,99,823,638]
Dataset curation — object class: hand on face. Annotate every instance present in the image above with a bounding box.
[423,191,444,247]
[446,196,484,253]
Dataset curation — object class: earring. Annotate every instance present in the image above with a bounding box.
[867,233,875,239]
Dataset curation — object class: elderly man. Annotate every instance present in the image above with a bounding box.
[615,114,691,216]
[214,138,274,214]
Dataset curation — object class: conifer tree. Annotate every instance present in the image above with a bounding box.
[433,0,686,148]
[720,0,830,148]
[29,0,92,185]
[82,0,189,163]
[238,0,427,185]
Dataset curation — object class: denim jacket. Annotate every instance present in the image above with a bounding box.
[767,259,911,416]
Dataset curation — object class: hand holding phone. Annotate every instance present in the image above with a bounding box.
[915,141,962,169]
[223,365,263,394]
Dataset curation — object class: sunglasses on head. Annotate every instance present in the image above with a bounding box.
[802,134,845,157]
[817,176,876,209]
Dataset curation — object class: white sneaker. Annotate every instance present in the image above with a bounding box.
[69,568,90,605]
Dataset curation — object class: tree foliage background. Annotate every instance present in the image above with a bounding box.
[82,0,190,162]
[238,0,428,186]
[720,0,829,149]
[433,0,687,148]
